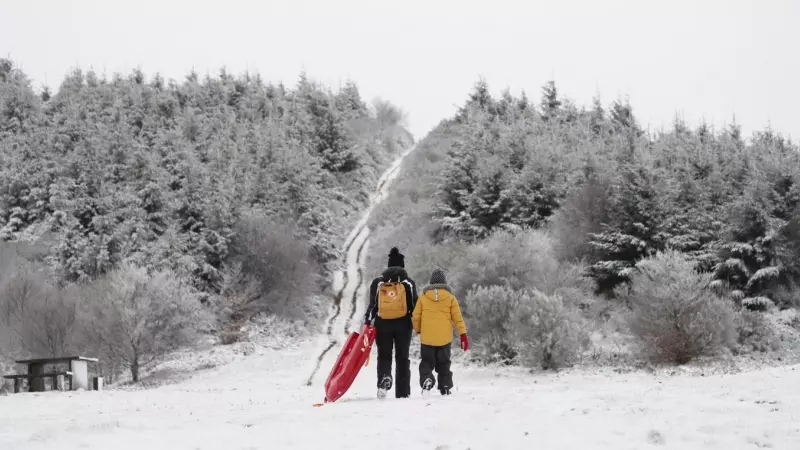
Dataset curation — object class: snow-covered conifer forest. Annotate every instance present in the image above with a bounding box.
[0,60,412,381]
[367,79,800,371]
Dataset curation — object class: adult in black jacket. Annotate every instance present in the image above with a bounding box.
[363,247,418,398]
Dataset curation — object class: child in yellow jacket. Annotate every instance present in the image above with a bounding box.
[411,267,468,395]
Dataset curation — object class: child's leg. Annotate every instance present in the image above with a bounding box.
[418,344,436,390]
[434,343,453,391]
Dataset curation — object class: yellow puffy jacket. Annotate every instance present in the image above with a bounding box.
[411,284,467,346]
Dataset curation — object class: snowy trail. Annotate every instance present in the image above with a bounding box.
[305,145,416,387]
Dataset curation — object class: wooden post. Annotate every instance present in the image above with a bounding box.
[56,374,65,391]
[29,363,45,392]
[14,378,21,393]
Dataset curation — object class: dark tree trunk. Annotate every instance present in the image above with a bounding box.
[131,351,140,382]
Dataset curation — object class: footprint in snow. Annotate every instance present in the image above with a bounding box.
[747,437,773,448]
[646,430,665,445]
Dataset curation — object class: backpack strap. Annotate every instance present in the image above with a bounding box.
[401,279,414,316]
[375,281,384,315]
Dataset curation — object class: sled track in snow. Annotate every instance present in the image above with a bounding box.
[343,240,368,335]
[305,145,415,387]
[304,231,365,387]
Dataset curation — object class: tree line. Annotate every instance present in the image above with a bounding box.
[0,60,411,381]
[368,79,800,368]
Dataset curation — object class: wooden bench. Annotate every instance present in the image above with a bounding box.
[3,371,73,393]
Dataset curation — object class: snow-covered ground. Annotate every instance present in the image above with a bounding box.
[1,342,799,449]
[3,145,800,449]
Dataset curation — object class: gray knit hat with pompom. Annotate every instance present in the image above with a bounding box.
[429,267,447,285]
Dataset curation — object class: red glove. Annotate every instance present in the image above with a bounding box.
[460,334,469,351]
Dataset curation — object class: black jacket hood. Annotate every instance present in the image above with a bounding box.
[381,266,409,281]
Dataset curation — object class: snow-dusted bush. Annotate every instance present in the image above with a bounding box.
[787,310,800,331]
[622,250,736,364]
[0,255,81,358]
[222,213,320,323]
[464,285,588,369]
[512,288,589,370]
[84,264,213,382]
[450,229,555,298]
[735,310,780,353]
[463,285,524,363]
[372,98,407,129]
[771,285,800,310]
[451,228,596,309]
[400,238,469,292]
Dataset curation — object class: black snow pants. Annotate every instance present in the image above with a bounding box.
[375,317,412,398]
[419,343,453,391]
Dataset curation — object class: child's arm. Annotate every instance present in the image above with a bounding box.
[450,295,467,336]
[411,296,422,334]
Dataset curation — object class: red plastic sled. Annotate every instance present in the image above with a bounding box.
[323,324,377,403]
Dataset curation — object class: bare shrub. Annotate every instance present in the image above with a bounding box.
[223,213,319,323]
[512,288,589,370]
[451,228,596,309]
[622,250,736,364]
[84,263,211,382]
[771,284,800,310]
[218,329,246,346]
[735,310,780,353]
[0,260,79,358]
[372,98,407,129]
[464,285,589,369]
[463,285,524,363]
[400,238,469,289]
[450,229,555,297]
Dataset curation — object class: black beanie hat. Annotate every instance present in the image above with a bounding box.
[429,267,447,285]
[388,247,405,268]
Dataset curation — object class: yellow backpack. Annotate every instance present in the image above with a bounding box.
[377,281,408,319]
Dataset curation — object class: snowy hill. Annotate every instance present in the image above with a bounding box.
[2,341,799,449]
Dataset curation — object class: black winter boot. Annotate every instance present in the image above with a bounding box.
[377,375,392,399]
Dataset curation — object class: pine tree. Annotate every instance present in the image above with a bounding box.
[540,80,561,122]
[588,164,663,294]
[610,98,636,131]
[517,91,530,113]
[590,95,605,136]
[456,78,494,122]
[436,125,482,237]
[315,105,359,172]
[336,79,365,115]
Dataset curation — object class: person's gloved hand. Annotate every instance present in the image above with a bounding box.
[460,334,469,351]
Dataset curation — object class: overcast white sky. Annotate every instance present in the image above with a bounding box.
[1,0,798,140]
